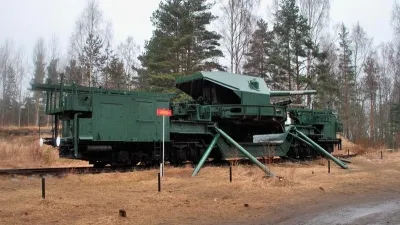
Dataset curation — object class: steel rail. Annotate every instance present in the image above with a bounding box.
[0,166,137,176]
[0,152,358,177]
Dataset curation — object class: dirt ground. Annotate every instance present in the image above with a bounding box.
[0,147,399,225]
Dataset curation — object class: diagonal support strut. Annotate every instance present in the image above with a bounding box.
[288,127,348,169]
[191,133,221,176]
[192,125,275,177]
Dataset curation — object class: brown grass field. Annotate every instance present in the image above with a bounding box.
[0,127,399,224]
[0,127,87,168]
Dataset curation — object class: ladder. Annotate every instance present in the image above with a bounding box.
[153,140,162,160]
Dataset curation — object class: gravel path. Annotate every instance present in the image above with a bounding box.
[274,197,400,225]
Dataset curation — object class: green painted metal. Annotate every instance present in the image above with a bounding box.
[218,140,286,158]
[169,120,212,135]
[175,71,317,106]
[172,71,290,147]
[31,82,176,97]
[286,107,342,152]
[171,103,286,123]
[175,71,272,94]
[73,113,81,158]
[31,79,176,162]
[172,71,325,149]
[31,81,175,115]
[89,93,172,142]
[213,126,275,177]
[289,128,348,169]
[35,88,173,143]
[175,71,271,105]
[191,133,221,176]
[270,90,317,96]
[31,71,344,167]
[218,132,291,158]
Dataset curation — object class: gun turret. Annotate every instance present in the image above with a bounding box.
[270,90,317,97]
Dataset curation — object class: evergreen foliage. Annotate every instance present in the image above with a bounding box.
[243,19,273,82]
[78,33,106,87]
[47,59,59,83]
[137,0,224,99]
[271,0,314,91]
[337,23,356,138]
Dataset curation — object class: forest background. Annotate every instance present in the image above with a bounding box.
[1,0,399,148]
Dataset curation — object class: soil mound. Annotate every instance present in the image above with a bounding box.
[337,134,358,150]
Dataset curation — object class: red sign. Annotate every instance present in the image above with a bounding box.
[157,108,172,117]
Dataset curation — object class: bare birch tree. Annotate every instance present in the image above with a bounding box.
[349,22,373,140]
[48,34,61,83]
[117,36,141,90]
[68,0,112,86]
[351,22,372,80]
[298,0,330,43]
[391,0,400,41]
[49,35,60,62]
[0,39,13,126]
[218,0,260,73]
[13,46,25,127]
[298,0,331,104]
[32,37,46,126]
[362,50,379,142]
[376,43,393,142]
[69,0,104,58]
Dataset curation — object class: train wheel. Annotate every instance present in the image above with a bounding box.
[93,161,106,168]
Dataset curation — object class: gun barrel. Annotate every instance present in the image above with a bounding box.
[270,90,317,96]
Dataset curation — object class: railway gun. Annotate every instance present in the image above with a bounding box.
[30,71,345,169]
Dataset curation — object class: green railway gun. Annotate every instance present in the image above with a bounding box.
[171,71,347,172]
[31,76,176,167]
[30,71,347,172]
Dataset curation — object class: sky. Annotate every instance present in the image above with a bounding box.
[0,0,395,77]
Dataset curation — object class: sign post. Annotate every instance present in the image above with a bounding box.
[156,108,172,177]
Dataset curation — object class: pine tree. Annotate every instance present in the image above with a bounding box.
[101,41,114,89]
[311,49,339,109]
[33,38,46,126]
[363,52,379,142]
[337,23,356,139]
[4,64,17,107]
[2,64,19,125]
[78,33,105,87]
[105,56,126,89]
[137,0,224,97]
[271,0,314,93]
[243,19,273,82]
[47,59,59,83]
[389,103,400,148]
[65,59,83,84]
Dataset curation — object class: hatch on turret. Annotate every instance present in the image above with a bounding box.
[175,71,271,105]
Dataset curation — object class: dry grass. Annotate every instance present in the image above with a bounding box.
[0,150,399,225]
[0,126,52,137]
[0,127,87,168]
[1,127,399,224]
[333,134,390,157]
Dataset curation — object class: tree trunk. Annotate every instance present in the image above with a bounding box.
[370,97,374,143]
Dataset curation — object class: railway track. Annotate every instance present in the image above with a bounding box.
[0,153,357,177]
[0,166,138,176]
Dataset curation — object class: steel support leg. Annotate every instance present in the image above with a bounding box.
[73,113,81,158]
[214,126,275,177]
[290,129,348,169]
[191,133,220,177]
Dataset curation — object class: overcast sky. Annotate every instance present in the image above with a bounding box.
[0,0,395,73]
